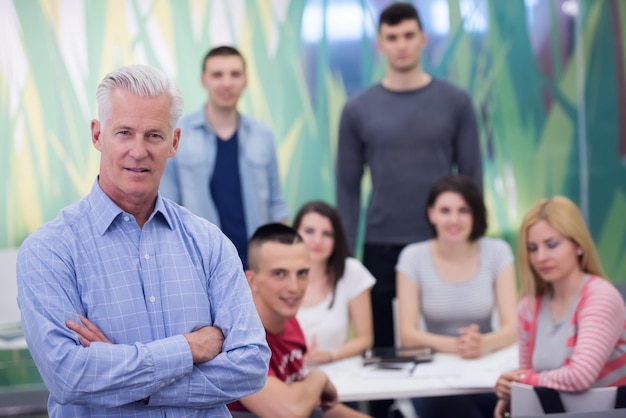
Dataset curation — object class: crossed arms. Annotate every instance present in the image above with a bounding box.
[17,228,270,409]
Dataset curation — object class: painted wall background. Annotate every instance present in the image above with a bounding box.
[1,0,625,391]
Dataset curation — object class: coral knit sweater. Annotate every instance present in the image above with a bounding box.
[518,275,626,391]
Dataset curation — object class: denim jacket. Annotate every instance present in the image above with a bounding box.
[160,106,288,237]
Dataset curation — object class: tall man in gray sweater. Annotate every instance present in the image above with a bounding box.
[336,2,482,354]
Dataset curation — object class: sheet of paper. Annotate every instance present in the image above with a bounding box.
[412,361,460,378]
[442,373,500,388]
[312,356,362,379]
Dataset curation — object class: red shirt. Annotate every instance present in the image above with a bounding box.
[228,317,307,412]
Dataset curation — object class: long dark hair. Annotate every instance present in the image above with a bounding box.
[293,201,350,307]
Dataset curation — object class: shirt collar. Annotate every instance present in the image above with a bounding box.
[188,107,208,129]
[87,178,174,235]
[153,193,175,230]
[189,105,249,133]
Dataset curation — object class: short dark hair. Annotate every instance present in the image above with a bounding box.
[202,46,246,73]
[248,223,303,271]
[379,2,423,31]
[293,201,350,307]
[426,175,487,241]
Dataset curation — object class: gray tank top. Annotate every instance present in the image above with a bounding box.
[533,275,590,371]
[396,237,513,336]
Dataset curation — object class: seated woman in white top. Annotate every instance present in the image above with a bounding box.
[294,201,376,364]
[396,175,518,418]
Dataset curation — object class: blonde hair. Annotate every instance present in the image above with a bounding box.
[518,196,606,298]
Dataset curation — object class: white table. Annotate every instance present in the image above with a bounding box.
[315,345,518,402]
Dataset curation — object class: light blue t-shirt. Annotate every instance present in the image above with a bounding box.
[533,275,590,372]
[396,237,513,336]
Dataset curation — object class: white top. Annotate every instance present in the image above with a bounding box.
[297,257,376,352]
[396,237,513,336]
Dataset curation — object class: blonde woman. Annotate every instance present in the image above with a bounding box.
[494,196,626,417]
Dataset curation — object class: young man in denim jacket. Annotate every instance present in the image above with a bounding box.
[161,46,287,268]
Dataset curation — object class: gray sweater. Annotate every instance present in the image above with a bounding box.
[336,79,482,251]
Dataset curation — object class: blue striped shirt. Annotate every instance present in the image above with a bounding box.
[17,179,270,417]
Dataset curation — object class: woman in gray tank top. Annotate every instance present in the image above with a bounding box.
[396,175,518,418]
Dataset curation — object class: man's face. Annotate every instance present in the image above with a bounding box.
[91,89,180,212]
[201,55,247,110]
[377,19,427,73]
[247,242,310,329]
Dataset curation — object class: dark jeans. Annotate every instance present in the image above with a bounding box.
[362,243,408,418]
[412,393,498,418]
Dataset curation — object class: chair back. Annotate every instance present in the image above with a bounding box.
[511,382,625,417]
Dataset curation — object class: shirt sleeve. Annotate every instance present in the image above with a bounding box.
[265,130,289,222]
[490,239,514,278]
[395,243,421,284]
[453,92,482,190]
[17,234,193,407]
[517,297,534,370]
[336,102,365,254]
[149,230,271,408]
[521,281,626,391]
[343,258,376,300]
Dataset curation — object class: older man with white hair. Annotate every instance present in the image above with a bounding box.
[17,65,270,417]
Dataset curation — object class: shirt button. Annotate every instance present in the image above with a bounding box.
[144,253,150,260]
[149,296,156,303]
[160,382,165,388]
[170,378,176,383]
[124,216,130,221]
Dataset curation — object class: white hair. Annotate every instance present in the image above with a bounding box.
[96,65,184,130]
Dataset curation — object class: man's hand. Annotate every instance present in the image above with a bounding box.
[457,324,483,359]
[183,326,225,363]
[66,315,112,346]
[319,378,338,411]
[494,370,526,401]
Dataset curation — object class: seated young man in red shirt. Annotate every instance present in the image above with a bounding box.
[228,223,369,417]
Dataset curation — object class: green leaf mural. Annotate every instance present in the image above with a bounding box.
[0,0,624,393]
